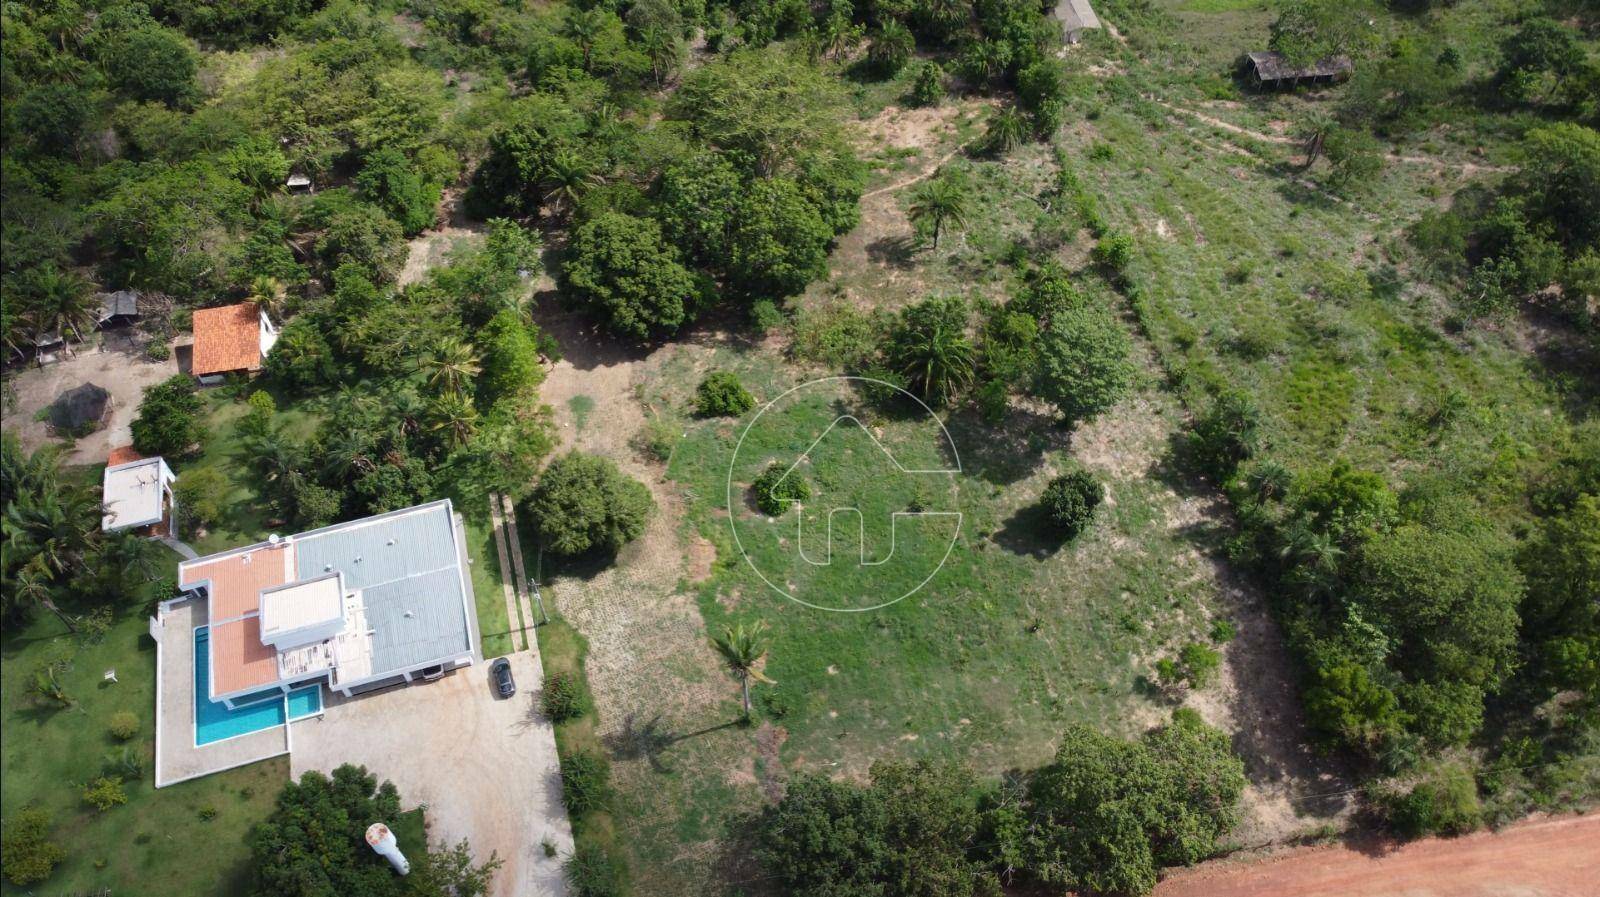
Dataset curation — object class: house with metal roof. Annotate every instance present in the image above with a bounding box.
[176,500,478,707]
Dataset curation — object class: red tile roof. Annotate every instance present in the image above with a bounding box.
[191,302,263,376]
[107,445,143,466]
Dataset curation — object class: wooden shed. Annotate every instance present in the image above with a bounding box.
[1242,51,1353,89]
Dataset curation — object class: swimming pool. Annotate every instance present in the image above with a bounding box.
[194,626,323,746]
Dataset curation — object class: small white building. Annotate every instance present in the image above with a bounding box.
[102,456,176,533]
[1055,0,1101,44]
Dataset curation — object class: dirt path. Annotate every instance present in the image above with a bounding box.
[1158,814,1600,897]
[488,494,527,652]
[1155,100,1517,176]
[860,145,968,199]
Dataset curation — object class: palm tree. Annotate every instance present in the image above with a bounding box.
[640,27,681,85]
[418,337,480,400]
[1298,111,1336,170]
[982,109,1030,157]
[711,620,775,721]
[15,562,75,634]
[322,429,377,481]
[907,172,971,250]
[23,264,96,344]
[566,8,609,72]
[428,393,479,451]
[897,322,976,407]
[541,150,603,216]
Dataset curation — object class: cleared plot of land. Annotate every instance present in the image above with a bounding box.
[1157,813,1600,897]
[2,337,178,464]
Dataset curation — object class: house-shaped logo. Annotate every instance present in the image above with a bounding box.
[765,414,961,569]
[727,377,963,613]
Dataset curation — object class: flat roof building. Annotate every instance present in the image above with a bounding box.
[103,455,175,533]
[177,500,477,706]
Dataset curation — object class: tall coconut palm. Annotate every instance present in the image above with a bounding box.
[23,264,96,343]
[418,337,480,400]
[908,172,970,250]
[15,562,75,634]
[711,620,775,720]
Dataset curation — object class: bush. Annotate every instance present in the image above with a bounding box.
[130,375,203,457]
[108,711,140,741]
[1,807,66,886]
[145,340,171,361]
[867,20,914,77]
[1040,470,1102,539]
[564,843,624,897]
[1092,231,1135,273]
[1189,392,1262,481]
[541,671,585,722]
[173,467,227,536]
[909,62,945,107]
[81,777,128,812]
[524,453,654,556]
[1383,763,1483,838]
[1032,306,1135,424]
[752,462,810,516]
[559,750,612,815]
[790,302,887,370]
[1179,643,1222,688]
[695,372,756,417]
[1210,618,1237,642]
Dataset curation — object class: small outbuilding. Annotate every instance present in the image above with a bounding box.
[286,173,313,193]
[191,302,279,384]
[103,455,176,533]
[1054,0,1101,44]
[97,290,142,328]
[48,382,111,434]
[1242,51,1353,89]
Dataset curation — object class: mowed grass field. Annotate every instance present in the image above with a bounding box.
[596,341,1239,888]
[0,604,286,897]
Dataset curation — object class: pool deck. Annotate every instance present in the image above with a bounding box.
[153,599,291,787]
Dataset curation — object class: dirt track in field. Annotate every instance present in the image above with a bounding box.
[1157,813,1600,897]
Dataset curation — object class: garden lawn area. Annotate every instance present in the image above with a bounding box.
[183,392,321,557]
[1,604,287,897]
[464,516,517,660]
[598,346,1239,890]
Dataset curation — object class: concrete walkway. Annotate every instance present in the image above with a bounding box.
[487,494,527,652]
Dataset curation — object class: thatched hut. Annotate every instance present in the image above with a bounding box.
[1242,51,1353,89]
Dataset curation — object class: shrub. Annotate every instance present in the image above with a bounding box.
[1383,763,1483,838]
[752,462,810,516]
[81,777,128,812]
[1189,392,1262,481]
[910,62,945,107]
[108,711,140,741]
[867,20,914,77]
[695,372,756,417]
[198,805,217,821]
[131,375,203,457]
[1210,619,1237,643]
[541,671,585,722]
[1092,231,1135,273]
[524,453,654,556]
[559,750,612,815]
[174,467,227,536]
[564,842,624,897]
[790,302,887,370]
[145,340,171,361]
[1180,643,1222,688]
[1040,470,1102,539]
[1,807,66,886]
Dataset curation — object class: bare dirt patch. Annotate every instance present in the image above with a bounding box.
[2,336,179,464]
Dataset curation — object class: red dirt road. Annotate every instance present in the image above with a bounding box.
[1157,814,1600,897]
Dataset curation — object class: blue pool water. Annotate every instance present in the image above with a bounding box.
[193,627,323,746]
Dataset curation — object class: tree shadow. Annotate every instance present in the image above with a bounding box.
[990,504,1065,559]
[865,235,919,269]
[943,405,1067,486]
[601,712,741,773]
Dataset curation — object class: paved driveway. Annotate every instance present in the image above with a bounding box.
[289,652,571,897]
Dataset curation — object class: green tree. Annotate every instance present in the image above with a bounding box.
[355,148,440,237]
[1495,18,1587,108]
[1321,125,1383,193]
[476,311,547,410]
[868,19,915,77]
[106,27,198,107]
[173,467,227,536]
[711,619,774,719]
[888,296,975,406]
[1514,123,1600,252]
[1304,662,1407,753]
[1041,470,1102,539]
[561,212,703,341]
[910,61,946,107]
[222,136,292,202]
[754,760,998,897]
[695,372,756,417]
[655,153,743,269]
[131,375,204,457]
[523,452,654,556]
[1032,305,1134,424]
[1268,0,1376,66]
[0,807,66,886]
[907,170,970,250]
[672,49,850,177]
[727,177,833,299]
[418,336,481,401]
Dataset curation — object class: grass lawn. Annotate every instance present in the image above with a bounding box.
[464,516,518,660]
[183,393,321,557]
[1,603,286,897]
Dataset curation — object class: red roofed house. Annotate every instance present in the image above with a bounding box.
[191,302,278,384]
